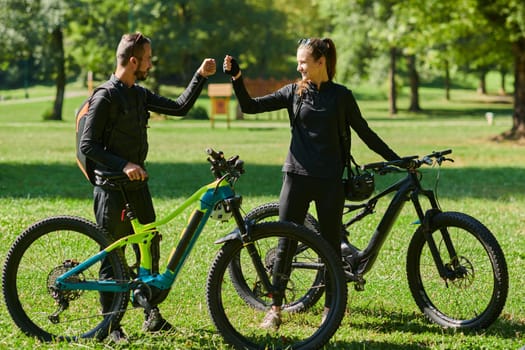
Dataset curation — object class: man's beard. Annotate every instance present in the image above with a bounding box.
[135,69,148,81]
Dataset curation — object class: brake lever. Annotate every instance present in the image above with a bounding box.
[436,156,454,166]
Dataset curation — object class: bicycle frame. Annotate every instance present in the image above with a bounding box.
[55,177,238,294]
[347,169,444,276]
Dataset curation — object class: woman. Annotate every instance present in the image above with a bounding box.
[223,37,400,329]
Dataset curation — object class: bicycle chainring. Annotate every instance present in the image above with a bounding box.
[264,247,277,273]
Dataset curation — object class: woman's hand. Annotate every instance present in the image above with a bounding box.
[223,55,241,79]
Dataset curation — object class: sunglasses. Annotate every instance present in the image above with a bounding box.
[298,38,311,46]
[298,38,329,56]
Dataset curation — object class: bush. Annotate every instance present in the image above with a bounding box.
[185,106,209,120]
[42,108,54,120]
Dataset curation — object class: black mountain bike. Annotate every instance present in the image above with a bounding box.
[2,148,347,350]
[232,149,508,330]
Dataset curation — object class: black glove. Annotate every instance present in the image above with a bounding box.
[224,57,240,76]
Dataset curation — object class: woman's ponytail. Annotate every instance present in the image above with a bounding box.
[322,38,337,81]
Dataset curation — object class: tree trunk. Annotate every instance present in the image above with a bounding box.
[496,38,525,141]
[407,54,421,112]
[511,39,525,137]
[499,69,506,95]
[477,71,487,95]
[51,25,65,121]
[444,60,450,101]
[388,47,397,117]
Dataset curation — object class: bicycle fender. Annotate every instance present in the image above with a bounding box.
[422,208,442,231]
[214,219,255,244]
[214,227,242,244]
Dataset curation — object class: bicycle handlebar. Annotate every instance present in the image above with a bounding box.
[362,149,453,173]
[206,148,245,180]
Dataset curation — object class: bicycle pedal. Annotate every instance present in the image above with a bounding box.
[344,270,357,282]
[353,277,366,292]
[132,288,152,310]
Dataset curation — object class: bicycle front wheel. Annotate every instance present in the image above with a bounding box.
[407,211,508,330]
[207,221,347,350]
[2,216,129,341]
[229,202,324,313]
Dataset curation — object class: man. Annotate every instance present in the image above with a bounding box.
[79,32,216,342]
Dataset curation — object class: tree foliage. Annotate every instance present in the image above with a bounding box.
[1,0,525,139]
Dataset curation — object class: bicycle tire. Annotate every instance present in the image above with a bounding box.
[2,216,129,341]
[244,202,320,233]
[406,211,508,330]
[207,221,347,350]
[229,202,324,312]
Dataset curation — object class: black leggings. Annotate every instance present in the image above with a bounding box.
[272,173,345,307]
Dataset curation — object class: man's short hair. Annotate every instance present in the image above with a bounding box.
[116,32,151,66]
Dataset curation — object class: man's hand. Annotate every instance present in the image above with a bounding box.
[123,162,148,181]
[198,58,217,78]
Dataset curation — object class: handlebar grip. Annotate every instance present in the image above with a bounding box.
[206,148,224,160]
[362,161,386,170]
[363,155,418,170]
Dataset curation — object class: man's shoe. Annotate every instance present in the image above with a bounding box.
[143,307,173,332]
[259,309,282,330]
[108,327,128,344]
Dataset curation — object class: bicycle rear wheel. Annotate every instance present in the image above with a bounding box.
[229,202,324,313]
[2,216,129,341]
[407,211,508,330]
[207,221,347,350]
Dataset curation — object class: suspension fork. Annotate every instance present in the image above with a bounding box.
[228,197,275,295]
[412,189,460,279]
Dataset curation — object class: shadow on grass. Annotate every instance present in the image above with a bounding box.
[364,107,513,121]
[345,306,523,340]
[414,107,513,118]
[0,162,523,202]
[119,309,524,350]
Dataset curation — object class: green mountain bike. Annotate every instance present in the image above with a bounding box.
[2,148,347,350]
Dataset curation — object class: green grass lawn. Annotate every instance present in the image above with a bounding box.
[0,83,523,349]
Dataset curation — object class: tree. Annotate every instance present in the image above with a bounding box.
[3,0,293,119]
[120,0,295,86]
[50,24,66,120]
[318,0,426,116]
[0,0,45,91]
[475,0,525,140]
[406,54,421,112]
[66,0,129,81]
[0,0,70,120]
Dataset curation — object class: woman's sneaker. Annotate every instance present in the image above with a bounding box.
[259,309,282,330]
[321,308,329,325]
